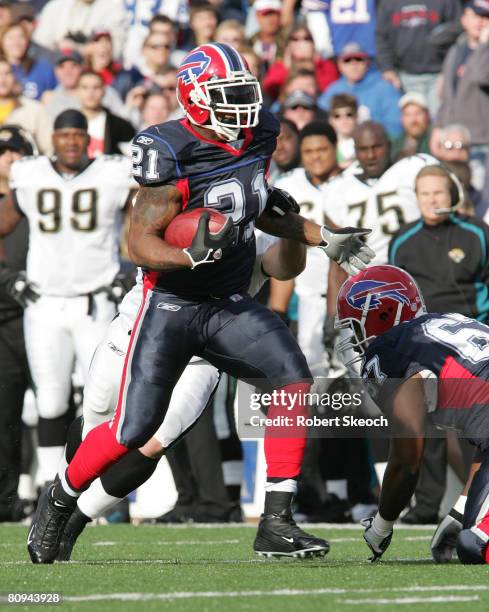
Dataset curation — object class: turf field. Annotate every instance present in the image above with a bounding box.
[1,523,489,611]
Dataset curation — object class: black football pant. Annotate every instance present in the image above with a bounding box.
[0,316,29,519]
[115,288,311,447]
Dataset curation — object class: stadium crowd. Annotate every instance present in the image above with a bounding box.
[1,0,489,532]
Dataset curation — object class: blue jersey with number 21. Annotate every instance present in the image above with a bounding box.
[130,109,279,299]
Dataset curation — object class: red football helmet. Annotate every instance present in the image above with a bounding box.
[336,265,426,362]
[176,43,262,141]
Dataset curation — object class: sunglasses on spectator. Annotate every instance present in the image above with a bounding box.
[332,111,355,119]
[146,43,170,50]
[289,104,313,110]
[159,86,175,92]
[290,35,313,42]
[341,57,366,63]
[442,140,469,150]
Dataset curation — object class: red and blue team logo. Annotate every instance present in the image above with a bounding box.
[177,51,211,85]
[346,280,410,310]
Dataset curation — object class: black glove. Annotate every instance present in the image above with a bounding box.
[106,272,136,305]
[265,186,300,217]
[183,212,236,269]
[0,268,40,308]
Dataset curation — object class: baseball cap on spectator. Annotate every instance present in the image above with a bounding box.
[91,30,112,42]
[398,92,429,111]
[466,0,489,17]
[56,49,84,66]
[338,42,370,60]
[283,91,316,109]
[255,0,281,13]
[0,125,34,155]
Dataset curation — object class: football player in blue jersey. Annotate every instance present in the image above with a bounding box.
[28,42,375,564]
[335,264,489,564]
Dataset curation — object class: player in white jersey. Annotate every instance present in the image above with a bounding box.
[324,121,437,267]
[0,110,134,485]
[275,122,340,370]
[55,228,303,560]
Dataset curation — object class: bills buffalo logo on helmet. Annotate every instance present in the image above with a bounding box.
[346,280,410,310]
[177,51,211,85]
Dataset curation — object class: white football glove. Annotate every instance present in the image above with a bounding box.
[361,515,393,562]
[431,508,463,563]
[318,226,375,276]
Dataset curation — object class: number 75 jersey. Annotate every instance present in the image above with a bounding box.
[323,154,437,264]
[10,155,134,296]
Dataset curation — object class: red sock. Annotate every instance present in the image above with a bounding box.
[264,382,309,480]
[66,422,129,491]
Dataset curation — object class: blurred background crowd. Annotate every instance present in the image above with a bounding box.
[1,0,489,527]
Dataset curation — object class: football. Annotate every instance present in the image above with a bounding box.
[164,207,228,248]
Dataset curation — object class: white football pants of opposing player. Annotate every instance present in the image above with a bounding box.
[68,297,219,519]
[24,293,116,484]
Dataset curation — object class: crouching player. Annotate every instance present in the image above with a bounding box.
[335,265,489,564]
[55,229,323,561]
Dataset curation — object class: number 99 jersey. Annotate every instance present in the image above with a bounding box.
[10,155,134,296]
[131,109,279,299]
[362,312,489,444]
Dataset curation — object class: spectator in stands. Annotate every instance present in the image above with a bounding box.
[137,32,174,83]
[251,0,284,73]
[435,1,489,176]
[187,3,219,49]
[318,42,402,137]
[123,5,189,70]
[376,0,461,116]
[318,0,377,59]
[282,91,318,131]
[32,0,127,60]
[0,59,52,154]
[42,49,128,122]
[215,19,245,52]
[269,117,300,184]
[139,90,170,130]
[151,66,180,119]
[281,69,319,102]
[431,123,485,192]
[391,93,431,161]
[328,94,358,168]
[240,47,262,79]
[263,24,338,101]
[1,22,56,100]
[0,1,12,36]
[149,15,186,67]
[76,69,134,158]
[85,31,121,87]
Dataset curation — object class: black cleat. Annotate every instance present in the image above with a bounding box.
[253,509,330,559]
[27,484,75,564]
[57,507,91,561]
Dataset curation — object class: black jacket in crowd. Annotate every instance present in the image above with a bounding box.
[389,213,489,322]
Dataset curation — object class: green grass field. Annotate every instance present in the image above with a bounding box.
[1,523,489,611]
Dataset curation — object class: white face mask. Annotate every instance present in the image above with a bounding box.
[180,71,263,141]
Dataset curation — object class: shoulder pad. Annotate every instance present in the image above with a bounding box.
[131,123,184,186]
